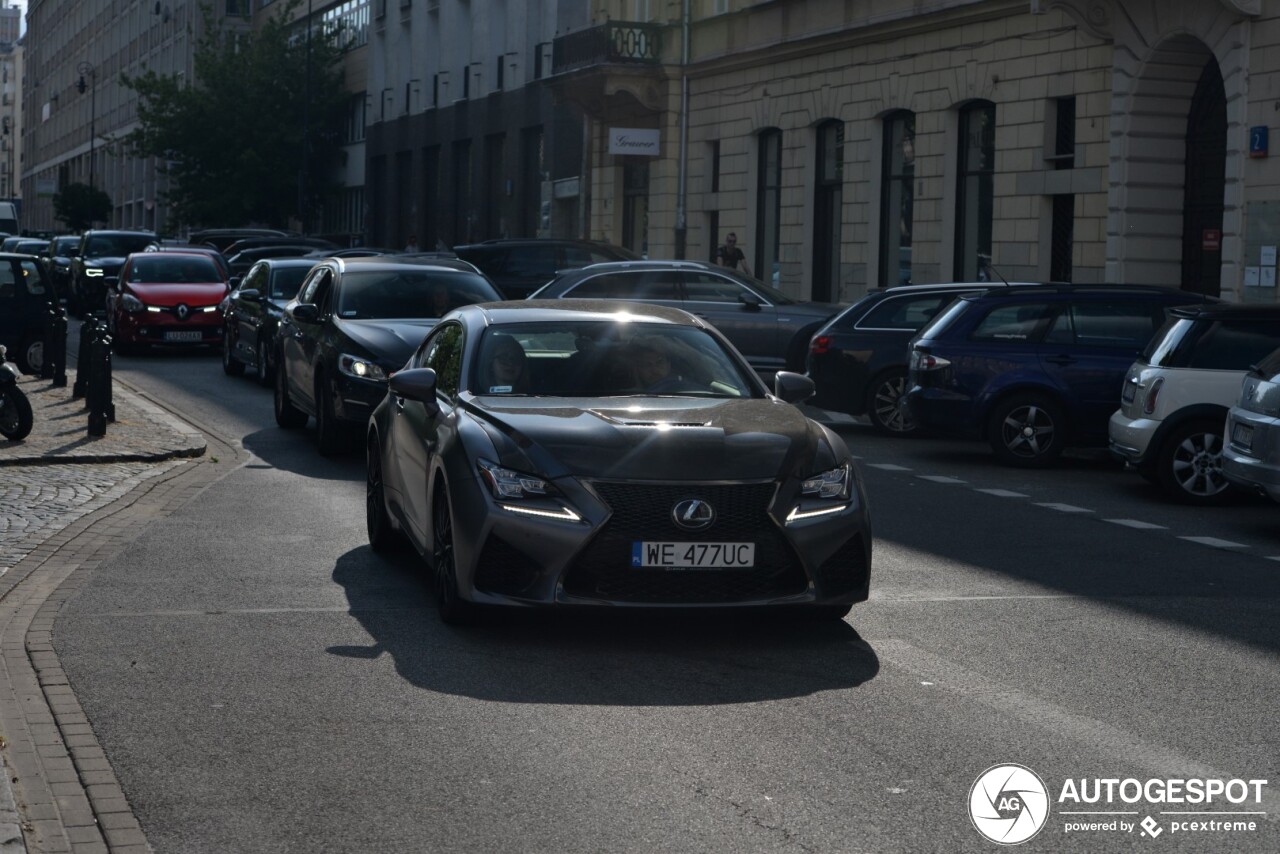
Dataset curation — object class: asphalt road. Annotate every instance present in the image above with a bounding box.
[48,345,1280,853]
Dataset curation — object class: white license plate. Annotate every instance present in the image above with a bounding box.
[163,330,204,342]
[1232,422,1254,450]
[1121,379,1136,404]
[631,542,755,569]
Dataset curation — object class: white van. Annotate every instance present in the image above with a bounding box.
[0,202,18,235]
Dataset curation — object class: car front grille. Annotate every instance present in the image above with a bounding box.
[474,535,542,597]
[563,481,809,604]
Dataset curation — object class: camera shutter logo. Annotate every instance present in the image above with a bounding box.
[968,764,1050,845]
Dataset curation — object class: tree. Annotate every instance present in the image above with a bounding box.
[53,183,112,231]
[123,1,349,229]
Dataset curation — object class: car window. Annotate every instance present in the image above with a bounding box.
[1066,301,1158,349]
[1185,321,1280,370]
[335,270,499,319]
[20,260,45,297]
[269,266,310,300]
[298,267,332,305]
[241,264,266,293]
[0,261,14,300]
[422,322,464,397]
[682,272,757,304]
[970,302,1054,342]
[503,246,559,278]
[857,294,956,331]
[569,271,680,300]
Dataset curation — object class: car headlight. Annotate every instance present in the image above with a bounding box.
[121,293,144,313]
[338,353,387,382]
[800,462,851,499]
[478,459,551,499]
[84,267,104,277]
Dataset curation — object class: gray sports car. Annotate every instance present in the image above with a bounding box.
[365,300,872,623]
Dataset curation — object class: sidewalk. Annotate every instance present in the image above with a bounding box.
[0,369,208,853]
[1,372,206,467]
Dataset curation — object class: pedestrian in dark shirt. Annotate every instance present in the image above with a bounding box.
[716,232,752,276]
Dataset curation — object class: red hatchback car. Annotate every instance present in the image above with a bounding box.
[107,252,229,353]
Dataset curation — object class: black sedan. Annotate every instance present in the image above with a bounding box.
[365,300,872,624]
[222,257,318,384]
[273,258,504,454]
[529,260,839,374]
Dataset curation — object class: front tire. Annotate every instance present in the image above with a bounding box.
[987,393,1066,467]
[1156,419,1233,505]
[315,375,352,456]
[865,369,917,435]
[222,327,246,377]
[432,486,476,625]
[273,358,307,429]
[366,435,401,552]
[255,339,271,387]
[16,335,43,376]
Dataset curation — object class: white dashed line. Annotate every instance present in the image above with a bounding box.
[1035,503,1094,513]
[867,463,912,471]
[1178,536,1248,550]
[1267,556,1280,562]
[974,488,1029,498]
[917,475,967,484]
[1104,519,1168,530]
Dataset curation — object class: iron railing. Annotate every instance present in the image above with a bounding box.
[552,21,662,75]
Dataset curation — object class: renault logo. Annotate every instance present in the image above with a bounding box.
[672,499,715,531]
[175,303,189,320]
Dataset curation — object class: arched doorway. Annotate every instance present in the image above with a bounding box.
[1181,59,1226,297]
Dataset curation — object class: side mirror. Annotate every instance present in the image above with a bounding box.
[388,368,440,417]
[229,275,242,289]
[739,292,763,311]
[238,288,261,302]
[773,370,815,404]
[289,303,321,324]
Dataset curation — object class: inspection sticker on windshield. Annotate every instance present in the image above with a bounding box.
[632,542,755,569]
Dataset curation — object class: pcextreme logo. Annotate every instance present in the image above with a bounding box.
[969,764,1051,845]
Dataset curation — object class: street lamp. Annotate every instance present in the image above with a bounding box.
[75,61,97,189]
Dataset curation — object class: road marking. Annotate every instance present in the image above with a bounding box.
[867,463,912,471]
[974,488,1029,498]
[1104,519,1167,530]
[1267,556,1280,562]
[871,592,1079,602]
[873,638,1280,814]
[1178,536,1248,550]
[1035,502,1093,513]
[917,475,967,484]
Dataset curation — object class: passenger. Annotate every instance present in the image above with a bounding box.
[628,335,701,394]
[485,335,529,393]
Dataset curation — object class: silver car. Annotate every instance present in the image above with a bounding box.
[1222,346,1280,501]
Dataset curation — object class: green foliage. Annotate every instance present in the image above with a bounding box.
[52,183,112,231]
[122,1,349,229]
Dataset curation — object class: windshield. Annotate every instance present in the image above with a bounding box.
[86,234,155,256]
[53,237,79,255]
[270,266,311,300]
[471,321,762,398]
[335,270,500,319]
[127,255,222,284]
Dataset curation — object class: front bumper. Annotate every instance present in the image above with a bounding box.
[333,373,390,426]
[450,476,872,609]
[115,311,222,346]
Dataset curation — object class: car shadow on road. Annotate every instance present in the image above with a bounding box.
[242,427,366,480]
[326,546,881,705]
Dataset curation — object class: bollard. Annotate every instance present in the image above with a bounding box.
[51,307,68,388]
[72,317,98,399]
[85,322,113,436]
[41,306,56,380]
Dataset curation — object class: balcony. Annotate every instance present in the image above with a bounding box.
[552,22,662,75]
[549,21,666,115]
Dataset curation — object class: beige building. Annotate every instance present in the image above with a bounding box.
[555,0,1276,304]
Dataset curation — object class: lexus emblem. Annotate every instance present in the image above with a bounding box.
[672,499,715,531]
[175,303,190,320]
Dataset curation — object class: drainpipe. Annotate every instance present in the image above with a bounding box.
[674,0,690,259]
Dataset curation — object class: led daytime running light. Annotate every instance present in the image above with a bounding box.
[785,504,849,523]
[498,503,581,522]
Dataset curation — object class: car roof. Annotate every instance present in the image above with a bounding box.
[957,284,1215,300]
[257,257,321,268]
[462,299,705,327]
[454,238,626,249]
[1167,302,1280,320]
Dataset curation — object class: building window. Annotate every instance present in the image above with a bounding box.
[622,161,649,255]
[1051,194,1074,282]
[1050,96,1075,170]
[880,111,915,287]
[453,140,472,244]
[709,140,720,193]
[812,120,843,302]
[521,127,544,237]
[955,101,995,281]
[755,129,782,287]
[344,93,366,143]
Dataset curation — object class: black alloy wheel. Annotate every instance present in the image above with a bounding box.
[16,335,43,376]
[1156,419,1234,506]
[273,358,308,429]
[366,436,399,552]
[432,486,475,625]
[315,375,351,456]
[988,393,1066,467]
[0,388,33,441]
[222,327,246,377]
[255,339,271,387]
[866,369,917,435]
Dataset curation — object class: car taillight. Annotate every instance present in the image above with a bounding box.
[910,349,950,371]
[810,335,832,355]
[1142,377,1164,415]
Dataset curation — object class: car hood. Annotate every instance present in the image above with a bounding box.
[339,318,438,368]
[125,283,228,306]
[464,396,832,481]
[84,256,128,271]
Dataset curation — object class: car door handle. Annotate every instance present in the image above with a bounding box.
[1045,355,1076,366]
[393,395,405,411]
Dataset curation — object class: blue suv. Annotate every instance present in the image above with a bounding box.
[903,285,1215,466]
